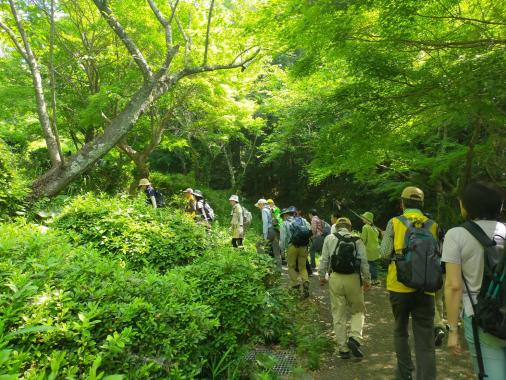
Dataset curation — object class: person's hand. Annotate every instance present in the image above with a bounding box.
[363,282,371,291]
[447,331,462,355]
[319,277,327,286]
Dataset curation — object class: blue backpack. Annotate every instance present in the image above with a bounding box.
[393,216,443,292]
[289,217,311,247]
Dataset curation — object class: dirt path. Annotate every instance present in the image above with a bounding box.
[307,274,475,380]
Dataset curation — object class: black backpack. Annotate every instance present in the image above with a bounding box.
[289,217,311,247]
[393,216,443,292]
[462,221,506,340]
[330,233,360,274]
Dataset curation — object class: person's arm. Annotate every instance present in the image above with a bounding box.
[361,225,369,245]
[319,236,331,281]
[150,196,157,208]
[238,205,244,226]
[279,222,288,251]
[357,240,371,285]
[380,220,394,258]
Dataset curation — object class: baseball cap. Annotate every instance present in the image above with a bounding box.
[401,186,424,202]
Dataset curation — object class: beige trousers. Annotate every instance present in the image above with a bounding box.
[286,245,309,287]
[328,272,365,352]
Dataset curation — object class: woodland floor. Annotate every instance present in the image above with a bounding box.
[289,267,476,380]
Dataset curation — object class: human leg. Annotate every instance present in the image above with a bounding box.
[329,274,349,353]
[345,274,366,344]
[389,292,415,380]
[368,260,378,282]
[463,316,506,380]
[286,245,300,288]
[411,293,436,380]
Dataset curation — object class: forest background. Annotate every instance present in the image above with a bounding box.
[1,0,505,227]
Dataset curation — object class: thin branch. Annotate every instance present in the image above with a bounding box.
[203,0,215,65]
[0,20,28,60]
[92,0,153,81]
[414,13,506,26]
[347,35,506,49]
[147,0,172,47]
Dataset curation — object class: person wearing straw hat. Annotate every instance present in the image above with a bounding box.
[360,211,381,286]
[229,195,244,248]
[138,178,157,208]
[319,216,371,359]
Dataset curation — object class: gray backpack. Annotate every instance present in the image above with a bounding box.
[392,216,443,292]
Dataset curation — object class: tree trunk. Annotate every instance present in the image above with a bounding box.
[31,81,160,198]
[129,156,150,194]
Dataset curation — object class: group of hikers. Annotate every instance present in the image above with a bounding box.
[139,177,505,380]
[229,184,505,380]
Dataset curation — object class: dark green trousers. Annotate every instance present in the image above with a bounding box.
[389,291,436,380]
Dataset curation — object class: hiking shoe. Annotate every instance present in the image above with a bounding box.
[434,327,446,347]
[339,351,351,359]
[289,284,301,296]
[347,337,364,358]
[302,282,310,298]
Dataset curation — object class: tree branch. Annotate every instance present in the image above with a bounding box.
[92,0,153,81]
[147,0,171,47]
[414,13,506,26]
[0,20,28,60]
[203,0,215,65]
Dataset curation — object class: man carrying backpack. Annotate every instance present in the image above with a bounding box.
[443,183,506,380]
[229,195,244,248]
[380,186,442,380]
[194,190,214,226]
[280,206,312,297]
[308,209,325,272]
[319,217,371,359]
[138,178,163,208]
[255,198,282,269]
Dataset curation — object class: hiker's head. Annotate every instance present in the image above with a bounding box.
[400,186,424,210]
[281,206,297,219]
[361,211,374,225]
[460,182,503,220]
[331,211,340,225]
[193,190,204,200]
[138,178,151,189]
[255,198,267,209]
[267,199,275,208]
[308,209,318,218]
[229,195,239,205]
[336,217,352,231]
[183,188,194,199]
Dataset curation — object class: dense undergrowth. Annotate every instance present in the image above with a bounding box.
[0,195,299,379]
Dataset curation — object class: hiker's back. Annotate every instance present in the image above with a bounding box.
[387,210,441,293]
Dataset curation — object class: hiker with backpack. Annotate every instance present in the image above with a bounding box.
[360,211,382,286]
[443,183,505,380]
[183,188,197,218]
[138,178,164,208]
[194,190,214,226]
[308,209,325,272]
[229,195,244,248]
[319,217,371,359]
[255,198,282,270]
[280,206,312,297]
[380,186,442,380]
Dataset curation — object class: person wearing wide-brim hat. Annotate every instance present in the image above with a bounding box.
[229,195,244,248]
[138,178,157,208]
[279,206,311,297]
[359,211,381,286]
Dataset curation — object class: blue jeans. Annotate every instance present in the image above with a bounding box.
[463,315,506,380]
[368,260,378,281]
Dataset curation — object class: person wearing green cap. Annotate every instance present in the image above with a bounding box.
[360,211,381,286]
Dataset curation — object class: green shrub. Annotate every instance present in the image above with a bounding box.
[0,223,218,378]
[0,138,28,218]
[51,193,213,272]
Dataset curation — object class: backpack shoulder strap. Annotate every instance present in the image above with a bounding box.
[461,221,496,248]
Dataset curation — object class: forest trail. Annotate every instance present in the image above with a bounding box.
[305,273,475,380]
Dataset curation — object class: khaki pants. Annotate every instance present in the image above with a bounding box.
[328,272,365,352]
[287,245,308,287]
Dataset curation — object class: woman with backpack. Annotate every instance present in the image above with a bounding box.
[229,195,244,248]
[443,183,506,380]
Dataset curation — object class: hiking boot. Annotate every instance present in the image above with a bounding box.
[339,351,351,359]
[434,327,446,347]
[289,284,301,296]
[302,282,310,298]
[347,337,363,358]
